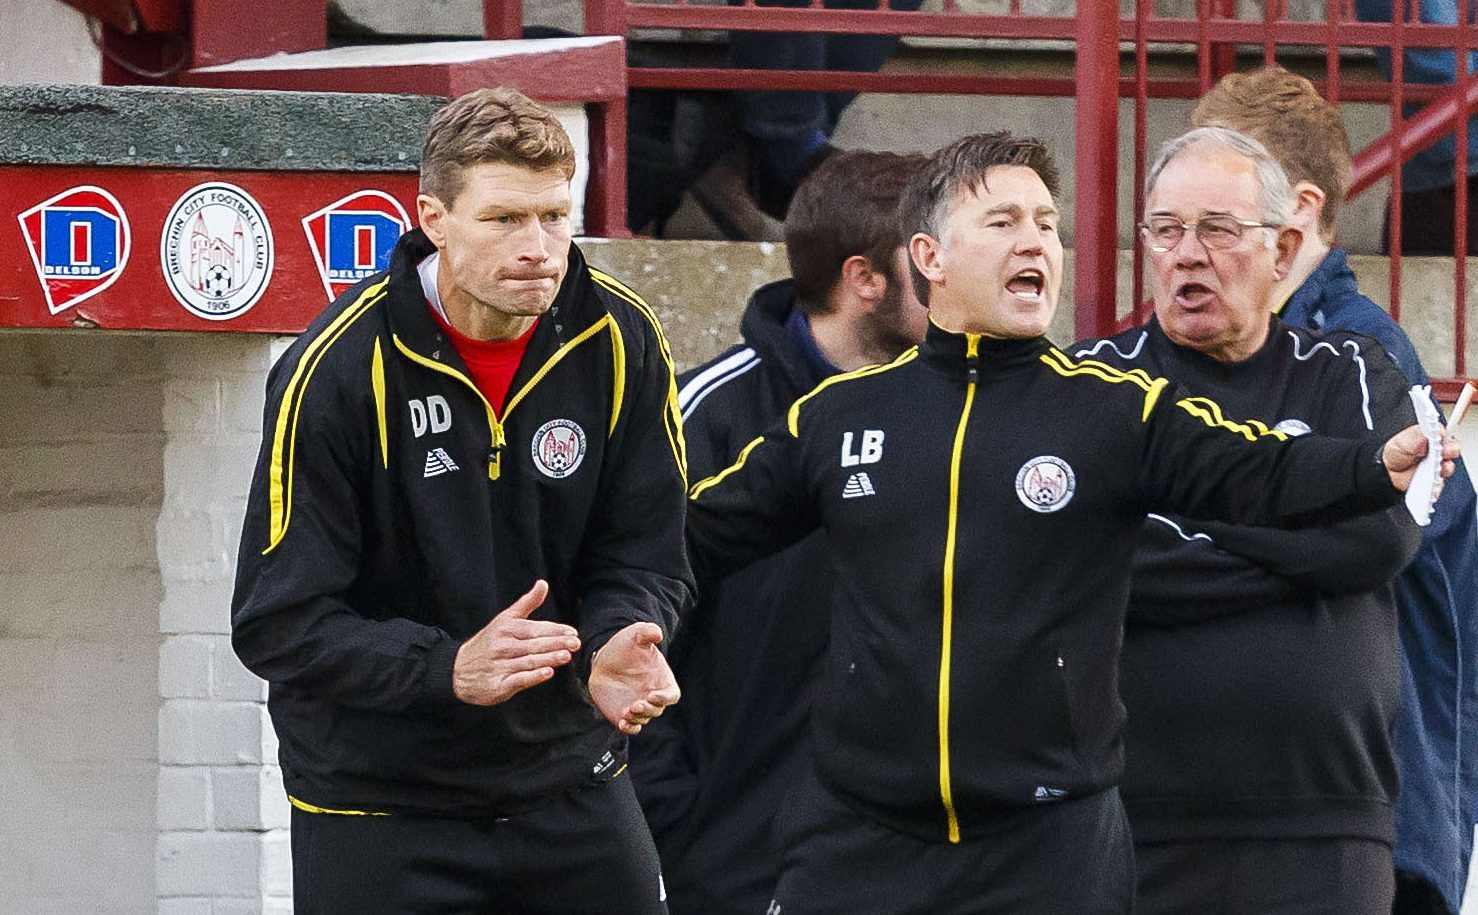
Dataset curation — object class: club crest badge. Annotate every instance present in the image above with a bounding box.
[160,182,274,321]
[18,185,131,315]
[302,190,410,301]
[531,419,587,479]
[1015,455,1076,513]
[1273,418,1312,437]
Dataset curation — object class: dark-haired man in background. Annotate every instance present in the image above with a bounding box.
[631,148,927,915]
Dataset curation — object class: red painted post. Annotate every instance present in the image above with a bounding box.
[1074,0,1120,339]
[582,0,629,236]
[585,99,630,237]
[191,0,327,68]
[584,0,626,35]
[1208,0,1238,85]
[484,1,524,40]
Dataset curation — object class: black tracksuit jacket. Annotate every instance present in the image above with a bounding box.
[631,280,836,915]
[686,321,1402,843]
[231,230,694,816]
[1074,317,1420,844]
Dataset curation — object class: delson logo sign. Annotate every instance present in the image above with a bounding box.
[302,190,411,301]
[18,185,132,315]
[160,182,275,321]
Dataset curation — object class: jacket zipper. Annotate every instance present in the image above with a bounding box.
[392,315,614,482]
[938,333,980,843]
[392,336,507,480]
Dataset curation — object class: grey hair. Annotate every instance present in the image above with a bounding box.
[1145,126,1295,229]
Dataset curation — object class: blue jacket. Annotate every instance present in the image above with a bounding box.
[1355,0,1478,193]
[1282,248,1478,913]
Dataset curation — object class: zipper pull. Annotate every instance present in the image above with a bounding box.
[966,335,980,385]
[488,424,506,481]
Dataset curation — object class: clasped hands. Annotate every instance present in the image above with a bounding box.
[452,579,679,735]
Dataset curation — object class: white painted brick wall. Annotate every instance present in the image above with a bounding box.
[0,333,163,914]
[156,334,293,911]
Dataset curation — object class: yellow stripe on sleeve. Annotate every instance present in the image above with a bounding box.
[1142,377,1169,422]
[264,281,388,554]
[589,268,689,483]
[785,348,918,438]
[1174,396,1289,442]
[689,436,765,501]
[1039,348,1179,424]
[1039,348,1156,392]
[607,312,627,437]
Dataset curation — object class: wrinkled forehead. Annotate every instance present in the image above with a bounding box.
[1147,146,1261,217]
[937,166,1055,231]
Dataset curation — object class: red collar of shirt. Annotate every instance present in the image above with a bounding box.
[428,301,539,414]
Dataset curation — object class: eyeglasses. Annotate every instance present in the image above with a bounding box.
[1138,215,1280,253]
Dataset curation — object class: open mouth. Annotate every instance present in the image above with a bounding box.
[1006,269,1046,301]
[1174,281,1216,308]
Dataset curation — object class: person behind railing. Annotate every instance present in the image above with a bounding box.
[1193,67,1478,915]
[1354,0,1478,256]
[1075,125,1426,915]
[728,0,925,220]
[625,0,923,240]
[628,148,928,915]
[684,130,1457,915]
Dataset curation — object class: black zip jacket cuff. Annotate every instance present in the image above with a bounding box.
[1360,438,1405,508]
[577,621,634,679]
[424,637,461,705]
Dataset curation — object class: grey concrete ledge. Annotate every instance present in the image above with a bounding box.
[0,84,443,171]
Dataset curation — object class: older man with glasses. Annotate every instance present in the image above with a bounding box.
[1074,125,1426,914]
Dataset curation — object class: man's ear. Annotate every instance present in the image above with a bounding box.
[909,233,944,287]
[417,194,448,248]
[840,254,886,303]
[1291,180,1327,225]
[1272,225,1303,281]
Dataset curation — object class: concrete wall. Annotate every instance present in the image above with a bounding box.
[0,332,292,913]
[155,335,292,915]
[0,0,98,87]
[0,334,164,913]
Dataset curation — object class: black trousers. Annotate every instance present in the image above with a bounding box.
[768,775,1135,915]
[1135,837,1394,915]
[290,773,667,915]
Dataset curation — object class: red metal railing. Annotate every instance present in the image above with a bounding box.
[582,0,1478,394]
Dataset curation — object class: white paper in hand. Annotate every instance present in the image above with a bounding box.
[1405,385,1442,527]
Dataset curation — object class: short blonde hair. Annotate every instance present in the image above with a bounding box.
[1192,67,1352,242]
[420,87,576,205]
